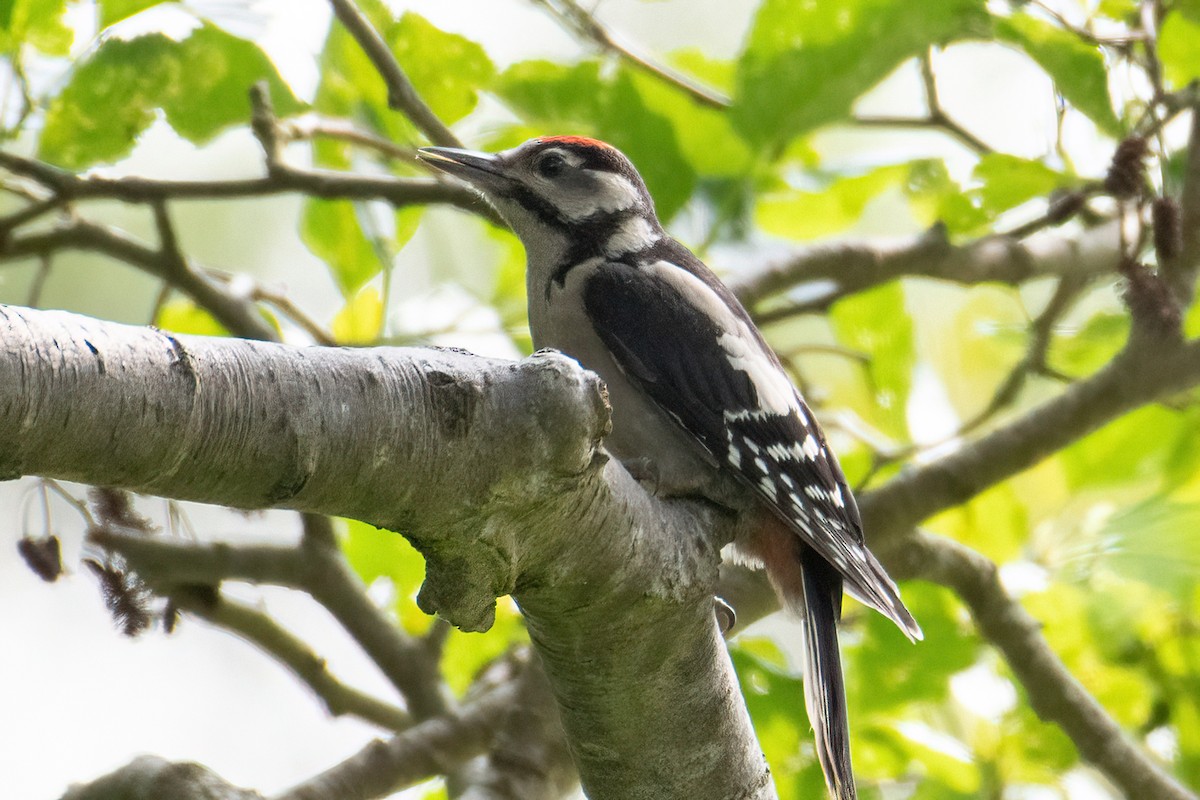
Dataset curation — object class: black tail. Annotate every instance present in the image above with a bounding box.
[801,546,856,800]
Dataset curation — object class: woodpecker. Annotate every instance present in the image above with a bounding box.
[418,137,921,800]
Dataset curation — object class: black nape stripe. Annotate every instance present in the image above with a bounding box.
[545,209,658,299]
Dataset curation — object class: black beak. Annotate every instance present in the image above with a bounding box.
[417,147,506,188]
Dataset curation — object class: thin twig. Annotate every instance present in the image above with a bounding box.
[175,588,412,732]
[529,0,730,110]
[0,217,277,341]
[326,0,463,148]
[852,52,992,154]
[0,150,503,225]
[92,525,453,721]
[281,115,419,163]
[275,679,521,800]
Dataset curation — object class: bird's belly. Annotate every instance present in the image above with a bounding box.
[531,307,719,495]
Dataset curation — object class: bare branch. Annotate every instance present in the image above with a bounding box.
[61,756,263,800]
[173,588,413,732]
[280,114,420,162]
[860,331,1200,544]
[275,679,521,800]
[457,656,578,800]
[0,217,277,341]
[852,52,992,154]
[326,0,463,148]
[91,526,452,721]
[731,221,1122,315]
[892,532,1196,800]
[530,0,730,110]
[0,150,502,225]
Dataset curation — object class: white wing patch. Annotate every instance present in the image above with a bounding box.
[644,260,801,417]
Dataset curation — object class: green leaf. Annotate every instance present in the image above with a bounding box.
[1096,0,1137,19]
[497,61,697,219]
[0,0,72,55]
[163,24,303,142]
[301,198,384,295]
[313,10,491,161]
[995,13,1121,136]
[1061,404,1183,491]
[1159,11,1200,88]
[733,0,988,150]
[341,519,431,635]
[905,159,990,235]
[757,164,910,240]
[389,13,494,126]
[154,298,230,337]
[849,583,979,713]
[926,483,1030,564]
[440,605,527,695]
[39,34,175,168]
[332,286,384,344]
[1100,499,1200,600]
[99,0,171,28]
[39,24,301,169]
[972,154,1070,217]
[1048,311,1129,376]
[829,281,915,440]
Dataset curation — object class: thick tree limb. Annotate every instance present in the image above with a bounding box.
[0,304,771,800]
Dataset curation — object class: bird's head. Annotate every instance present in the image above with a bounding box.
[417,137,658,251]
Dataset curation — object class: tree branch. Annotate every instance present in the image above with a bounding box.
[730,221,1122,314]
[891,532,1196,800]
[172,588,412,732]
[1,304,772,800]
[61,756,263,800]
[859,331,1200,545]
[275,680,522,800]
[326,0,463,148]
[0,217,277,341]
[529,0,730,110]
[0,150,500,224]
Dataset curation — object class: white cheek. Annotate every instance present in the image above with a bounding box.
[604,216,660,256]
[555,172,641,220]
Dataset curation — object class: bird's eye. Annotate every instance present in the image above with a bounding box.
[537,153,566,178]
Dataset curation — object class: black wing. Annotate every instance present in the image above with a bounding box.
[583,248,919,639]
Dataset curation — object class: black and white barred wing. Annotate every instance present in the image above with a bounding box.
[583,255,920,641]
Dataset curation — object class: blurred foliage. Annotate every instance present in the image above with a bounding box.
[5,0,1200,797]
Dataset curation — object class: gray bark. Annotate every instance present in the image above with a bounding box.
[0,303,774,800]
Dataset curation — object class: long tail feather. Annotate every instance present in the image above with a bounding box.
[801,546,856,800]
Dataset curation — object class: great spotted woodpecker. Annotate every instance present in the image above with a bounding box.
[418,136,921,800]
